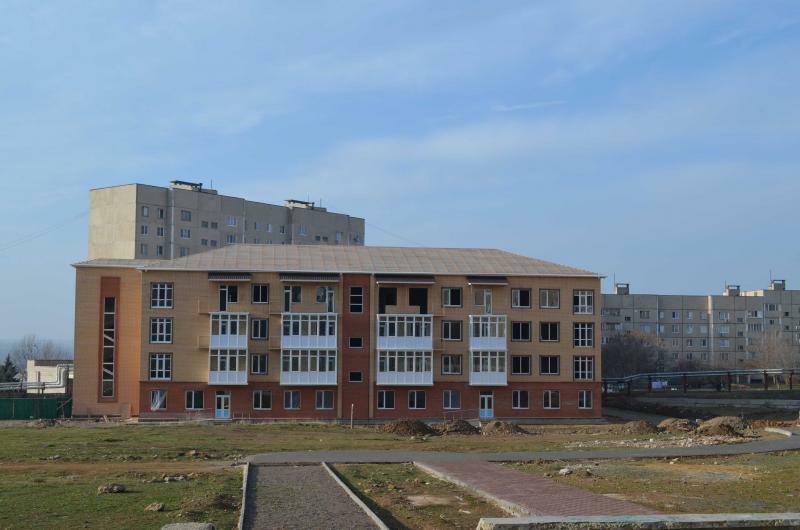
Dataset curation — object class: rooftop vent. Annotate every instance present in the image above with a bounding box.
[614,283,630,295]
[769,279,786,291]
[724,284,741,296]
[285,199,327,212]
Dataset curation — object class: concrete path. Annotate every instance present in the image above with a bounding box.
[249,430,800,464]
[417,460,658,517]
[242,464,378,529]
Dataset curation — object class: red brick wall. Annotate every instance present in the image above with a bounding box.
[340,274,371,420]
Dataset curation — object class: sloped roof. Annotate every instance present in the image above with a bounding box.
[74,245,599,277]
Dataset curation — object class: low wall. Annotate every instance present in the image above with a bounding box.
[477,513,800,529]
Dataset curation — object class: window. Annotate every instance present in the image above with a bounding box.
[408,390,426,409]
[471,351,505,373]
[441,287,462,307]
[179,228,191,239]
[671,311,679,320]
[701,351,709,360]
[283,391,301,410]
[511,355,531,375]
[226,234,236,244]
[149,353,172,380]
[210,240,218,247]
[511,288,531,308]
[150,389,167,411]
[578,390,592,409]
[539,289,560,308]
[253,390,272,410]
[201,220,209,228]
[573,323,594,347]
[186,390,204,410]
[573,290,594,314]
[283,285,301,311]
[443,390,461,409]
[298,225,308,236]
[101,297,116,398]
[151,283,174,308]
[251,319,269,339]
[253,221,259,231]
[280,225,286,234]
[573,356,594,380]
[316,286,335,312]
[540,322,560,342]
[543,390,560,409]
[442,320,463,341]
[512,390,529,409]
[348,337,363,348]
[150,318,173,343]
[441,354,462,375]
[140,243,148,256]
[511,321,531,341]
[719,339,730,348]
[157,226,165,237]
[201,239,208,246]
[227,215,237,227]
[687,311,694,320]
[378,351,432,373]
[141,206,149,217]
[719,325,730,335]
[718,311,730,321]
[349,287,363,313]
[180,210,191,222]
[281,349,337,374]
[335,231,342,242]
[640,310,650,319]
[140,224,148,236]
[157,208,165,219]
[349,371,363,383]
[377,390,395,409]
[179,247,189,257]
[672,324,680,334]
[252,284,269,303]
[316,390,334,410]
[251,354,268,374]
[540,355,560,375]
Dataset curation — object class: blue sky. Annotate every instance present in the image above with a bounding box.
[1,0,799,341]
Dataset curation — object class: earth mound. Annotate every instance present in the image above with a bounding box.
[617,420,659,435]
[658,417,694,434]
[696,416,748,437]
[435,419,480,435]
[481,420,526,435]
[378,419,436,437]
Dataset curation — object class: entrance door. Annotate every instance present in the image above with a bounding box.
[215,392,231,419]
[479,391,493,419]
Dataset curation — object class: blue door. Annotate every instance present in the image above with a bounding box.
[479,392,493,419]
[215,392,230,419]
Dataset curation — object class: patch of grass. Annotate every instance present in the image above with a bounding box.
[334,463,507,529]
[508,451,800,513]
[0,423,649,463]
[0,468,241,530]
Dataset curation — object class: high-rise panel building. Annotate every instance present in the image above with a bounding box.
[88,181,365,260]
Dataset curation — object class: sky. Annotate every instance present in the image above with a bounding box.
[0,0,799,341]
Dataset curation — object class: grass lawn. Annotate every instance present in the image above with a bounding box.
[0,467,241,530]
[0,422,659,463]
[334,463,507,529]
[508,451,800,513]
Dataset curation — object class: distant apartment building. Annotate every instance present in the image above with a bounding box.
[72,245,601,421]
[25,359,74,394]
[88,181,365,260]
[601,280,800,371]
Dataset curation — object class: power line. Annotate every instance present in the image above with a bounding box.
[0,210,88,254]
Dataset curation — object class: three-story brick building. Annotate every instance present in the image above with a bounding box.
[73,245,601,421]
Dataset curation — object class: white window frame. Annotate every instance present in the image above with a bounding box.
[150,283,174,309]
[253,390,272,410]
[511,321,531,341]
[573,356,594,380]
[283,390,301,410]
[349,287,363,313]
[511,288,531,308]
[573,290,594,314]
[180,228,191,239]
[442,320,462,341]
[543,390,560,409]
[443,389,461,410]
[185,390,204,410]
[377,390,395,410]
[540,355,560,375]
[150,389,167,411]
[250,354,268,375]
[511,355,531,375]
[141,205,149,217]
[227,215,238,227]
[540,322,559,342]
[252,284,270,304]
[315,390,334,410]
[251,318,269,339]
[442,287,462,307]
[578,390,593,409]
[512,389,529,409]
[441,354,462,375]
[150,318,173,344]
[539,289,560,309]
[408,390,426,410]
[573,322,594,347]
[149,353,172,381]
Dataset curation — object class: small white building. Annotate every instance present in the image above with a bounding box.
[25,359,73,394]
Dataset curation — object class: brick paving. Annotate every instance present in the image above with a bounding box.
[417,460,659,516]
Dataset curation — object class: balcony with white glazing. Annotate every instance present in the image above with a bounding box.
[469,351,507,386]
[377,314,433,350]
[280,349,337,385]
[468,315,507,351]
[281,313,338,349]
[209,312,249,349]
[376,350,433,386]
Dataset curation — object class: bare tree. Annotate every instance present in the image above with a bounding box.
[601,331,665,378]
[8,335,70,379]
[747,328,799,388]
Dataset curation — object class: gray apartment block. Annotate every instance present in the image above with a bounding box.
[88,181,365,260]
[601,280,800,371]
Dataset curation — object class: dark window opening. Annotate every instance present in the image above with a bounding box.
[378,287,397,313]
[409,287,428,314]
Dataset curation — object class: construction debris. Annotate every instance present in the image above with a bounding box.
[434,419,480,435]
[480,420,526,435]
[378,419,436,437]
[97,483,126,494]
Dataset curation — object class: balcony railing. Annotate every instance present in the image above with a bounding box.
[279,349,337,385]
[469,351,507,386]
[469,315,507,351]
[377,314,433,350]
[281,313,337,349]
[376,350,433,386]
[208,370,247,385]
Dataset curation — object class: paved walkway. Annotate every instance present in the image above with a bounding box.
[249,429,799,464]
[417,460,658,516]
[242,464,378,529]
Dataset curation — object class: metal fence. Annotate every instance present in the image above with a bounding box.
[602,367,799,395]
[0,397,72,420]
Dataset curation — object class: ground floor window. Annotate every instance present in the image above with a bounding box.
[377,390,395,409]
[283,390,301,410]
[443,389,461,409]
[408,390,426,410]
[253,390,272,410]
[150,389,167,411]
[543,390,560,409]
[578,390,593,409]
[185,390,203,410]
[316,390,334,410]
[512,389,529,409]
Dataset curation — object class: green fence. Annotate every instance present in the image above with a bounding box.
[0,398,72,420]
